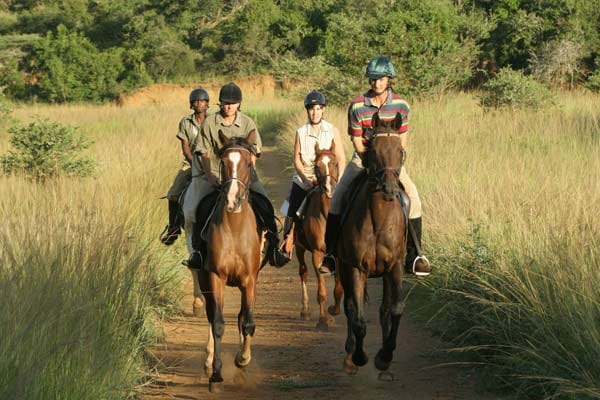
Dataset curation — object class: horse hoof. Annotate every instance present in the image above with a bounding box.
[300,310,311,321]
[193,305,204,318]
[352,351,368,367]
[209,381,224,393]
[316,319,329,331]
[378,371,394,381]
[203,365,212,377]
[235,352,251,368]
[374,350,391,371]
[327,305,340,316]
[343,355,358,375]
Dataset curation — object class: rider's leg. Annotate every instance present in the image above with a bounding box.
[319,152,364,275]
[185,175,213,270]
[249,180,286,267]
[400,167,431,276]
[275,183,307,263]
[161,167,190,245]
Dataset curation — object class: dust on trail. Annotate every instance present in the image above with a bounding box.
[142,145,497,400]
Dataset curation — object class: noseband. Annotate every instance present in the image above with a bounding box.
[314,151,338,193]
[219,145,253,200]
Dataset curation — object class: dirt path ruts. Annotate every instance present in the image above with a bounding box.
[141,146,497,400]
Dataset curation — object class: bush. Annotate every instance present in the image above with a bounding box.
[0,119,96,180]
[585,70,600,92]
[479,67,555,109]
[32,24,124,102]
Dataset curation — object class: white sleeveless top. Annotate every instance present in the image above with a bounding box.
[292,119,335,190]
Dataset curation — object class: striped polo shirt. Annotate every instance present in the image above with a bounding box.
[348,89,409,140]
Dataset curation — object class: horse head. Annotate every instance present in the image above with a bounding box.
[218,129,256,213]
[367,112,406,201]
[313,141,339,198]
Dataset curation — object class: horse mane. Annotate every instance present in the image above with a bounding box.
[217,137,255,157]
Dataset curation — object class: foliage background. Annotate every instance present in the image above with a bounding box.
[1,0,600,102]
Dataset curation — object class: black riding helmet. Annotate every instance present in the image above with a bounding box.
[304,90,326,108]
[189,88,209,104]
[219,82,242,104]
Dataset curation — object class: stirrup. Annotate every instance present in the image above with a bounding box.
[412,255,431,277]
[318,254,336,276]
[187,251,203,270]
[159,224,180,246]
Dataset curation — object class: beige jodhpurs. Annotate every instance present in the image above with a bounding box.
[166,165,191,202]
[329,151,422,219]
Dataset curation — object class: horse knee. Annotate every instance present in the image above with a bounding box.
[391,301,405,317]
[213,320,225,338]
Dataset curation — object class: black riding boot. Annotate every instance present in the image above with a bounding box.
[319,213,340,275]
[186,218,208,270]
[160,200,181,245]
[405,217,431,276]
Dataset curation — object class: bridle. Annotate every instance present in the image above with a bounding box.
[313,150,338,196]
[218,145,254,201]
[367,132,405,192]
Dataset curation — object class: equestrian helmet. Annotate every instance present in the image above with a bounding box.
[304,90,326,108]
[365,56,396,79]
[189,87,209,103]
[219,82,242,104]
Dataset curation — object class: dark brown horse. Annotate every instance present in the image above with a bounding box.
[295,143,339,330]
[337,112,408,378]
[196,130,263,392]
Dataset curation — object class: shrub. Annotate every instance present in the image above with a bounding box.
[585,70,600,92]
[0,119,95,180]
[479,67,555,109]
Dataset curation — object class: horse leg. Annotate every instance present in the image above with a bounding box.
[235,281,256,368]
[375,265,404,373]
[312,250,329,331]
[342,292,358,374]
[328,268,343,316]
[350,267,368,367]
[207,273,225,392]
[196,269,213,374]
[297,246,310,320]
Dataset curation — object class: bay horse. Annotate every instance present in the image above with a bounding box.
[196,130,264,392]
[295,143,339,330]
[337,112,408,378]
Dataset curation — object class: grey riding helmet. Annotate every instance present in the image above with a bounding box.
[304,90,326,108]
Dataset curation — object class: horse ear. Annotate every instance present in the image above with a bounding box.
[246,129,257,146]
[394,112,403,131]
[218,129,230,146]
[371,112,381,129]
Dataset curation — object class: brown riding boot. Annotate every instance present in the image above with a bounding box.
[274,216,294,264]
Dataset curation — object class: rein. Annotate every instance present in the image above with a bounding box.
[367,133,405,190]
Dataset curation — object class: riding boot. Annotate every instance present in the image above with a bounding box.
[187,217,208,270]
[160,200,182,245]
[319,213,340,275]
[274,216,294,264]
[405,217,432,276]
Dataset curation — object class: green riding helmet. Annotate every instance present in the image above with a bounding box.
[365,56,396,79]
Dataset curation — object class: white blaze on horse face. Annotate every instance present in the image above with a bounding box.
[227,152,242,212]
[321,155,334,196]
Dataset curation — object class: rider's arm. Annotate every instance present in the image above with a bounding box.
[332,126,346,177]
[351,136,368,160]
[200,154,219,187]
[180,139,193,165]
[293,132,313,186]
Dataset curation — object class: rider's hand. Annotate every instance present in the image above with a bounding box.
[206,173,219,187]
[302,176,315,187]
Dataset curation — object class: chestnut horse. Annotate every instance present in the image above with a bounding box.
[196,130,264,392]
[295,143,339,330]
[337,112,408,378]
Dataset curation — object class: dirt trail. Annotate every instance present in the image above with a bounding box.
[142,145,496,400]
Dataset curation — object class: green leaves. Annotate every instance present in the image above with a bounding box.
[0,119,96,180]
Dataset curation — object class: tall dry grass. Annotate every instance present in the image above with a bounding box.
[0,96,296,399]
[276,91,599,399]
